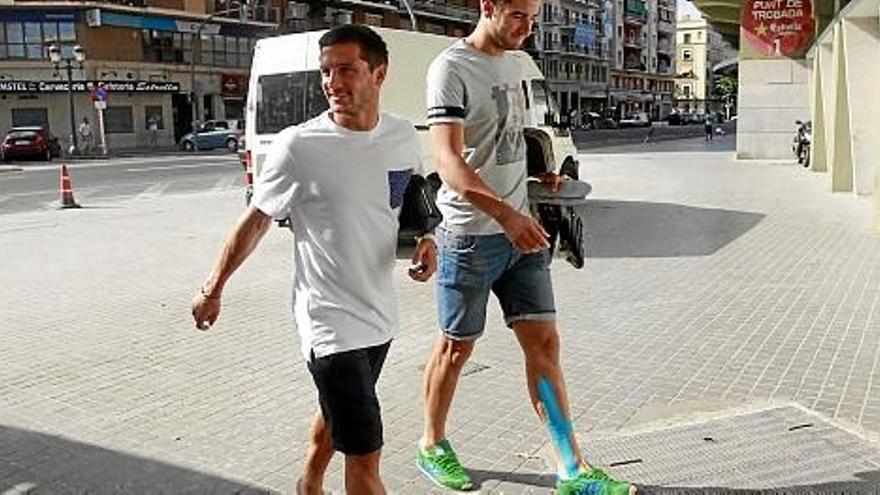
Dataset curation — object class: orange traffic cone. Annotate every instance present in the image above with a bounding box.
[244,149,254,205]
[58,164,81,209]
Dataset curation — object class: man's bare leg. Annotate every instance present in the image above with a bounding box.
[421,336,475,447]
[345,450,385,494]
[513,320,636,494]
[297,410,334,495]
[512,320,588,474]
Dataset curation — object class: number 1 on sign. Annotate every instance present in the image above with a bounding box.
[773,38,781,56]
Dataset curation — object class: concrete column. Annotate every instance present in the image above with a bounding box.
[829,24,854,192]
[875,9,880,231]
[818,39,835,170]
[842,18,880,196]
[736,58,810,159]
[809,52,827,172]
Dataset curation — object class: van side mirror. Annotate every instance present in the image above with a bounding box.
[795,120,803,125]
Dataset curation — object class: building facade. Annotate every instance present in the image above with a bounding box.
[609,0,675,121]
[527,0,613,126]
[674,16,734,115]
[0,0,477,152]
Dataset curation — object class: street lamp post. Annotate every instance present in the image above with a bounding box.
[49,44,86,156]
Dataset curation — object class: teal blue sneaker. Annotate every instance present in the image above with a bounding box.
[556,469,635,495]
[416,439,474,491]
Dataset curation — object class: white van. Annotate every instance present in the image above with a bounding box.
[244,27,580,182]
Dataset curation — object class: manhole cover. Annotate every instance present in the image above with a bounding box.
[548,404,880,493]
[541,405,880,495]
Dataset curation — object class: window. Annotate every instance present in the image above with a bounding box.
[144,105,164,130]
[682,49,692,60]
[143,30,189,63]
[256,71,328,134]
[11,107,48,127]
[0,20,75,60]
[363,13,383,27]
[683,85,691,97]
[683,33,691,44]
[106,106,134,134]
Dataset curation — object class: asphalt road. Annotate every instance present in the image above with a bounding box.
[0,152,244,215]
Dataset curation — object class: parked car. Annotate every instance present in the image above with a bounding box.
[618,112,651,128]
[178,119,242,151]
[1,127,61,162]
[667,112,685,126]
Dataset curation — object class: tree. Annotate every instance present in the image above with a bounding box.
[713,75,738,119]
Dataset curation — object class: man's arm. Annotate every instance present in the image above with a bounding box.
[429,123,549,253]
[191,206,273,330]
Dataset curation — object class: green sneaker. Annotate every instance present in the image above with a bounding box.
[556,468,635,495]
[416,439,474,491]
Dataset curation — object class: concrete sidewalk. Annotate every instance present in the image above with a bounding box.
[2,136,880,493]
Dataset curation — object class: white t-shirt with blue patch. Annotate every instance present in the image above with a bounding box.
[252,111,423,360]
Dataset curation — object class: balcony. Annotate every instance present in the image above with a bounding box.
[411,0,480,23]
[656,43,673,55]
[542,11,566,26]
[564,43,605,60]
[623,0,647,24]
[623,37,644,50]
[624,61,647,72]
[657,18,675,33]
[544,41,564,54]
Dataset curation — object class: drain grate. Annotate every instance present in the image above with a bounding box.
[461,361,490,377]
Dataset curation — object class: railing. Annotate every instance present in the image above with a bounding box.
[657,18,675,31]
[542,11,566,25]
[564,44,605,59]
[411,0,480,22]
[623,38,644,49]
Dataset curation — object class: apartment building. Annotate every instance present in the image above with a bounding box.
[608,0,675,120]
[674,16,735,115]
[527,0,613,125]
[0,0,476,150]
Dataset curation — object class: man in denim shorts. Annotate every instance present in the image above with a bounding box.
[415,0,635,493]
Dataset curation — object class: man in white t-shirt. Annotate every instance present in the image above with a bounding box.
[190,25,437,495]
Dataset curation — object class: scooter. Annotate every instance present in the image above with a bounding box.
[793,120,812,168]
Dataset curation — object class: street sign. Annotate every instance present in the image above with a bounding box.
[94,100,107,110]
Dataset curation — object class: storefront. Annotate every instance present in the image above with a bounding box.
[0,78,181,150]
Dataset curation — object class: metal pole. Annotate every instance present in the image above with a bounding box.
[66,63,78,155]
[400,0,416,31]
[189,21,205,151]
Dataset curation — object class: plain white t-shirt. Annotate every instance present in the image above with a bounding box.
[252,110,423,361]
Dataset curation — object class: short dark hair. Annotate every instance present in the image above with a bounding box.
[318,24,389,70]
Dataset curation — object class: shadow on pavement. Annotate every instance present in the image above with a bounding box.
[639,469,880,494]
[467,468,556,489]
[585,200,765,258]
[466,468,880,493]
[0,425,272,493]
[584,136,737,154]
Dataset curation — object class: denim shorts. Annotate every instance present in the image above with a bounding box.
[436,228,556,340]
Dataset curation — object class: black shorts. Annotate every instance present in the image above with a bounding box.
[307,340,390,455]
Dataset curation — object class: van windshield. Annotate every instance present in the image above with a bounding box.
[530,79,560,120]
[256,71,328,134]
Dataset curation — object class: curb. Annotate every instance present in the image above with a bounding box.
[0,165,24,173]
